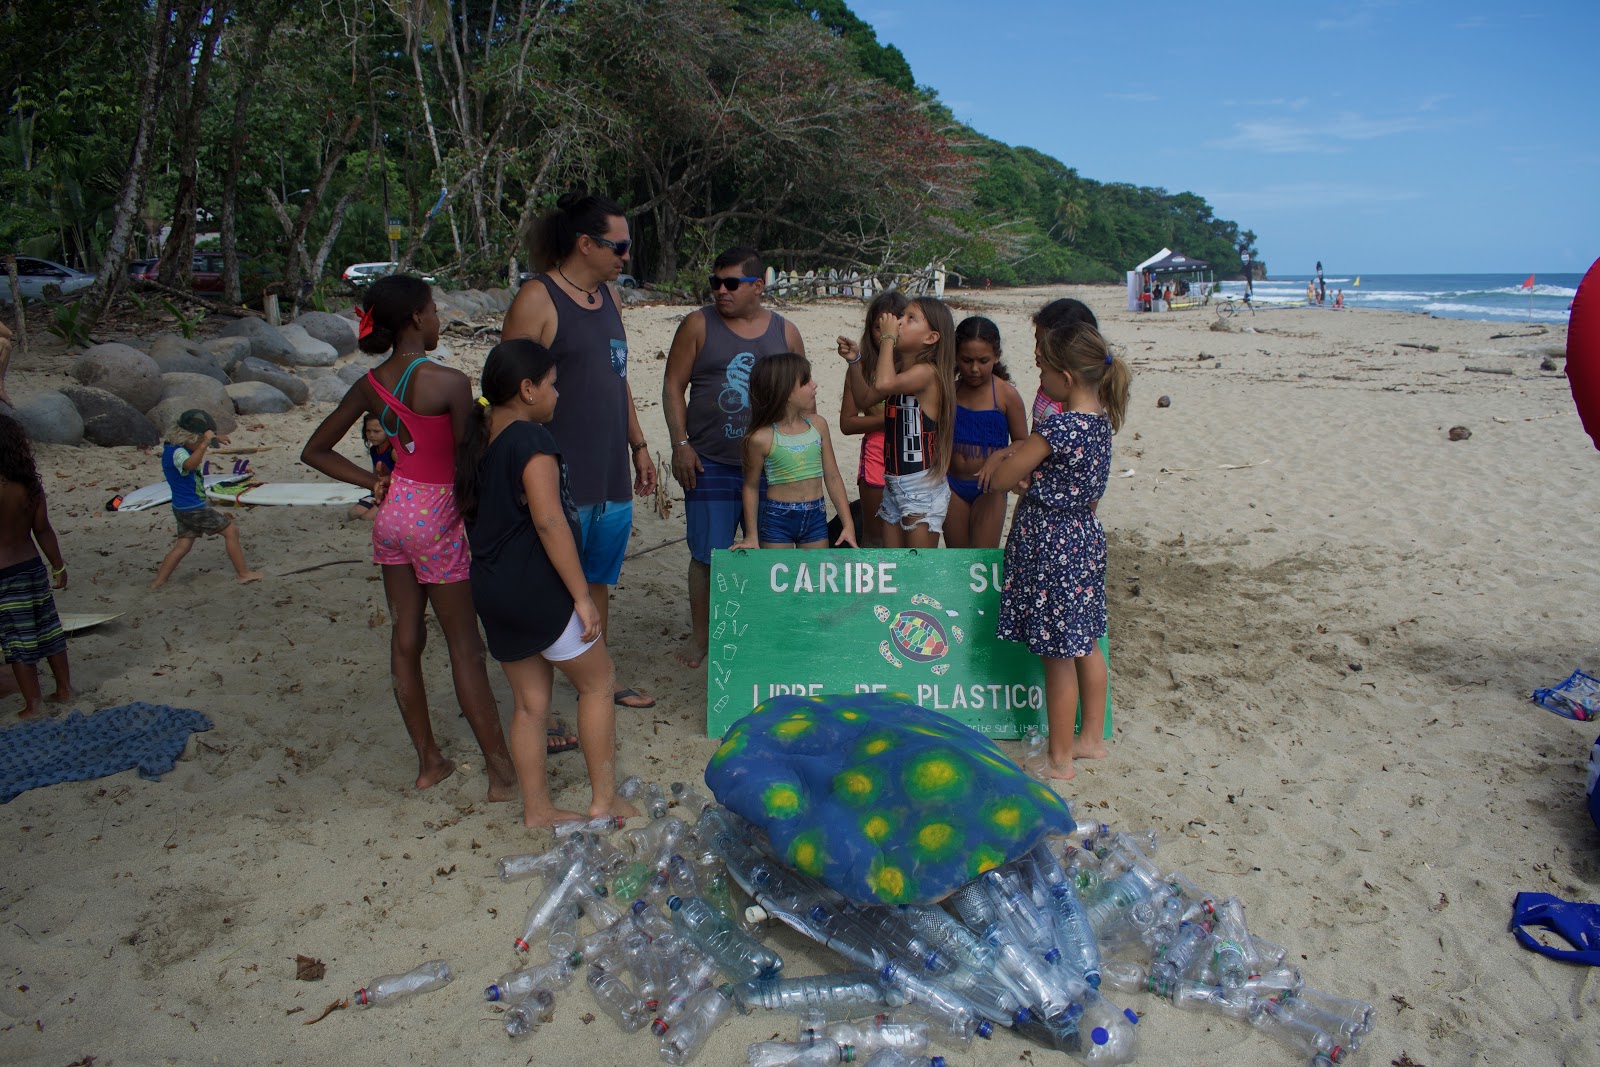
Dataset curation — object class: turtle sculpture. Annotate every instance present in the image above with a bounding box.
[705,691,1076,906]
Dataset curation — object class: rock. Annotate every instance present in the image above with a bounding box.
[226,380,294,415]
[309,375,352,404]
[154,372,237,435]
[481,288,513,314]
[13,392,84,446]
[337,359,380,385]
[202,335,253,373]
[218,316,300,366]
[1447,425,1471,441]
[1212,361,1222,369]
[1197,353,1214,361]
[1157,395,1172,409]
[230,357,310,405]
[277,323,340,367]
[59,385,159,448]
[71,343,164,413]
[291,311,359,357]
[1208,320,1231,333]
[149,334,228,383]
[1541,356,1560,372]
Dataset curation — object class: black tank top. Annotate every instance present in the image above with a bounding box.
[883,393,937,477]
[537,275,630,507]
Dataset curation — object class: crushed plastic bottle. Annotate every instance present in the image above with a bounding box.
[547,900,582,961]
[747,1039,856,1067]
[733,973,890,1015]
[353,959,453,1007]
[485,955,577,1002]
[555,814,627,838]
[587,963,649,1032]
[669,894,784,982]
[643,782,670,820]
[503,988,556,1038]
[860,1053,945,1067]
[658,983,734,1065]
[515,859,589,953]
[826,1016,929,1054]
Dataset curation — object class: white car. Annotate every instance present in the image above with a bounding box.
[342,262,436,288]
[0,256,95,303]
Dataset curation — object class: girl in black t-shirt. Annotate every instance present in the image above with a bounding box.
[456,339,639,829]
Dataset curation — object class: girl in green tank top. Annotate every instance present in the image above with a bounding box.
[733,354,857,550]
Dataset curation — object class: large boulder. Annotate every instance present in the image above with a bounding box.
[291,311,359,357]
[309,375,352,404]
[71,343,164,413]
[277,323,339,368]
[59,385,160,448]
[153,372,236,435]
[202,335,253,374]
[149,334,228,384]
[229,357,309,405]
[13,392,84,446]
[481,287,513,315]
[337,359,379,385]
[217,316,299,366]
[226,380,294,415]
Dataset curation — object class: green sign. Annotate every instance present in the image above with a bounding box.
[705,548,1110,740]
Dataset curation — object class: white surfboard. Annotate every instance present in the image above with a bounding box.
[207,481,369,507]
[115,472,252,512]
[59,612,124,634]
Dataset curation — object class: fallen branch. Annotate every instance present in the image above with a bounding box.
[626,535,687,561]
[1489,327,1547,339]
[1159,460,1272,474]
[1396,343,1440,352]
[1464,366,1514,376]
[132,278,263,319]
[1492,413,1560,423]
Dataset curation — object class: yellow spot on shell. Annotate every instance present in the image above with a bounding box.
[762,783,803,818]
[862,814,892,843]
[863,738,891,756]
[771,715,815,739]
[789,832,824,877]
[872,865,907,900]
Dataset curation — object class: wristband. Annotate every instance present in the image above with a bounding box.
[631,441,649,453]
[846,354,862,366]
[673,438,691,447]
[880,334,899,345]
[50,563,65,576]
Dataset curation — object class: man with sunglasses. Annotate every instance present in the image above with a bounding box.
[503,189,660,710]
[663,246,804,670]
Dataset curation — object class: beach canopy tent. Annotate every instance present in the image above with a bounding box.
[1126,248,1213,311]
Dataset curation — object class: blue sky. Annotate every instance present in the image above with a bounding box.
[861,1,1599,275]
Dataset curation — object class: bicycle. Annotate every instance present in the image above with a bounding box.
[1216,294,1256,319]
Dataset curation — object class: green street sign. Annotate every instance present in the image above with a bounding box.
[705,548,1110,740]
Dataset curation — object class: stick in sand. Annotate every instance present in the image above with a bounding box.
[1159,460,1272,474]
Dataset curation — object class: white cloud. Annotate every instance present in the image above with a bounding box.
[1207,182,1424,211]
[1209,111,1434,154]
[1105,92,1159,103]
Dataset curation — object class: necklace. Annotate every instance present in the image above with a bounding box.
[558,266,600,306]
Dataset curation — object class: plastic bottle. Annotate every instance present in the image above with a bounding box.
[669,895,784,982]
[546,900,581,960]
[555,813,627,838]
[1251,999,1347,1063]
[704,870,741,928]
[576,916,629,963]
[623,815,686,866]
[503,989,556,1038]
[668,854,704,900]
[587,964,649,1032]
[1029,844,1101,988]
[486,955,577,1002]
[944,879,998,932]
[514,859,589,953]
[671,781,713,817]
[353,959,453,1007]
[894,904,996,972]
[631,898,677,941]
[658,983,735,1065]
[878,962,1000,1034]
[497,849,570,882]
[747,1039,856,1067]
[656,948,719,1027]
[1170,980,1253,1021]
[618,774,644,799]
[982,870,1055,950]
[611,860,652,903]
[577,878,624,928]
[732,973,890,1015]
[1076,989,1139,1064]
[644,782,670,820]
[845,906,947,972]
[826,1016,929,1054]
[1150,921,1212,983]
[623,930,667,1006]
[1021,725,1049,780]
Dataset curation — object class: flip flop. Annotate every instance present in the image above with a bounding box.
[614,688,657,709]
[546,728,579,755]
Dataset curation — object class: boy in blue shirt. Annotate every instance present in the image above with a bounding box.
[151,410,264,589]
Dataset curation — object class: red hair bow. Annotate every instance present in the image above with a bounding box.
[357,305,375,339]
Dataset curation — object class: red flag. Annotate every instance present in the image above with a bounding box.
[1522,274,1536,290]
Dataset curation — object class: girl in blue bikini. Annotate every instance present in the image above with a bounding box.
[945,317,1026,548]
[733,353,856,550]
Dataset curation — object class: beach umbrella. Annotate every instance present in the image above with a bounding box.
[1565,258,1600,450]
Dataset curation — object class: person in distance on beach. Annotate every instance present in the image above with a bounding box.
[455,339,639,828]
[662,245,803,669]
[980,325,1130,779]
[302,275,519,801]
[503,190,659,710]
[0,414,71,717]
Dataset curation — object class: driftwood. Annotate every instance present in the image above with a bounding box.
[1489,327,1548,340]
[1464,366,1514,376]
[132,277,263,319]
[1396,342,1440,352]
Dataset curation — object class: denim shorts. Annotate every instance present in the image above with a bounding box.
[879,470,950,534]
[758,498,828,546]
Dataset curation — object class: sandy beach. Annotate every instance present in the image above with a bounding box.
[2,285,1596,1066]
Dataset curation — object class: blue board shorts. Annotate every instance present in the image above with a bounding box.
[685,456,761,564]
[576,500,632,585]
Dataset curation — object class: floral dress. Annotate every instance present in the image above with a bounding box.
[996,411,1111,658]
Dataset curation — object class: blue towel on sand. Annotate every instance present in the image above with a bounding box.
[0,702,212,803]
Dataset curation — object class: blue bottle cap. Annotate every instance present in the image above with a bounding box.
[1092,1026,1110,1045]
[666,895,682,911]
[1044,948,1061,964]
[975,1019,994,1039]
[632,900,647,914]
[1087,972,1101,988]
[931,1059,946,1067]
[1015,1009,1033,1025]
[484,984,502,1001]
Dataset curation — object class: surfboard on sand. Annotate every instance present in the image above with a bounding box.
[114,472,251,512]
[207,481,369,507]
[59,612,124,634]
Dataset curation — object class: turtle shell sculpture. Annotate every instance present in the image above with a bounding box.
[704,692,1076,906]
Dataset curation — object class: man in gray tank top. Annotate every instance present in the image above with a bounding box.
[662,246,804,669]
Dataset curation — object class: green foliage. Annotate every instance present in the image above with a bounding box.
[159,298,206,339]
[45,301,93,347]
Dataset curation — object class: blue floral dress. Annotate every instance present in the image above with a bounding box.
[996,411,1111,658]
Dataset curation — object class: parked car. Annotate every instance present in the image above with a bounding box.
[343,261,437,289]
[127,258,158,281]
[130,252,280,297]
[0,256,95,303]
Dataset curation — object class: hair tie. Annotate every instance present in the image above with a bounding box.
[477,396,490,408]
[1104,350,1114,365]
[357,305,375,339]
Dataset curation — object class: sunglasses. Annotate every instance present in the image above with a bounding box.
[708,276,761,292]
[587,234,631,257]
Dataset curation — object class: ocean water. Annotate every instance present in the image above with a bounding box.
[1217,272,1581,324]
